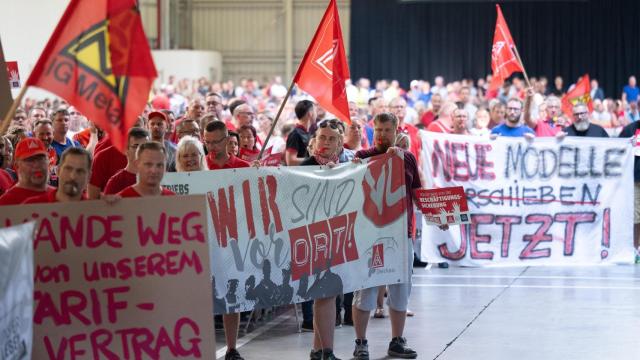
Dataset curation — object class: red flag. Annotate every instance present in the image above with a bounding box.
[26,0,156,153]
[561,74,593,116]
[293,0,351,124]
[489,5,524,91]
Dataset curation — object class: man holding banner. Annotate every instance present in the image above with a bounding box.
[23,147,91,203]
[352,112,438,360]
[118,142,175,198]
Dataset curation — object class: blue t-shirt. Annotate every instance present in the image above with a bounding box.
[490,123,535,137]
[623,85,639,102]
[51,137,81,161]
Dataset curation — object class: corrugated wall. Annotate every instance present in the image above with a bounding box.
[139,0,350,83]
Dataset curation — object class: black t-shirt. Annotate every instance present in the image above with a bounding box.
[286,124,310,159]
[563,124,609,137]
[300,156,320,166]
[619,121,640,182]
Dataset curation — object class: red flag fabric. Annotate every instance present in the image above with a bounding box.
[293,0,351,124]
[489,5,524,91]
[561,74,593,116]
[26,0,157,153]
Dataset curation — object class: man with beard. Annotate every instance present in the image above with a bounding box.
[118,142,175,198]
[490,98,534,138]
[351,112,446,360]
[23,147,92,203]
[563,103,608,137]
[0,138,53,205]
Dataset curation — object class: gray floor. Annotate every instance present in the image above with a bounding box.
[216,265,640,359]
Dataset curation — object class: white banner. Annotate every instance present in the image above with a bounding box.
[162,153,410,314]
[421,132,635,266]
[0,221,35,360]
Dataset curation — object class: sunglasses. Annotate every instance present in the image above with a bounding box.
[318,119,343,130]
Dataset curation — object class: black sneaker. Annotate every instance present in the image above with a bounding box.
[388,337,417,359]
[321,349,341,360]
[301,321,314,332]
[438,262,449,269]
[225,348,244,360]
[353,339,369,360]
[310,349,323,360]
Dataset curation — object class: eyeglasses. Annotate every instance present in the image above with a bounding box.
[204,136,228,147]
[318,119,344,131]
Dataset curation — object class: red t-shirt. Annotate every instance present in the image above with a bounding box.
[0,169,16,197]
[534,119,562,137]
[118,185,176,198]
[23,188,58,204]
[206,154,250,170]
[427,120,451,133]
[225,120,237,132]
[90,145,127,191]
[398,123,422,161]
[0,186,54,206]
[94,135,112,155]
[420,110,437,128]
[104,169,137,195]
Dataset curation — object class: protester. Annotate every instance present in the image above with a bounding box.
[618,120,640,263]
[148,111,177,169]
[491,97,535,137]
[238,125,260,161]
[286,100,316,165]
[176,135,208,172]
[0,138,53,205]
[299,119,349,360]
[104,128,150,195]
[32,119,59,186]
[351,112,445,360]
[50,106,81,160]
[451,107,471,135]
[118,142,175,198]
[563,103,609,137]
[0,137,16,196]
[24,147,91,203]
[470,108,491,136]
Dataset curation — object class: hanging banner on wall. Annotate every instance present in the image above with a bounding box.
[162,153,410,314]
[420,132,635,266]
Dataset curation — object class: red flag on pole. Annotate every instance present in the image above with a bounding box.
[561,74,593,116]
[25,0,157,153]
[489,4,524,91]
[293,0,351,124]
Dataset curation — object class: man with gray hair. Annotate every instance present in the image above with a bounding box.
[524,88,565,136]
[563,103,608,137]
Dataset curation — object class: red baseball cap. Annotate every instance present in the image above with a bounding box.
[148,111,169,123]
[15,138,48,161]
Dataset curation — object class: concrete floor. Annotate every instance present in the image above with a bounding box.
[216,265,640,360]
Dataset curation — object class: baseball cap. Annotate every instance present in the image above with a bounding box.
[15,138,48,161]
[148,111,169,123]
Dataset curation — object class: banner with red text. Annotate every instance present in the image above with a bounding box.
[162,153,409,314]
[0,196,215,359]
[421,132,635,266]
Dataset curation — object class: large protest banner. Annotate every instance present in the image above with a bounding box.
[162,153,410,314]
[0,195,215,359]
[0,222,35,360]
[421,132,635,266]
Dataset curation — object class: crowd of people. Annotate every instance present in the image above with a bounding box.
[1,72,640,360]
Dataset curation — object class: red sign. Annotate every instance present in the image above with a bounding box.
[260,152,283,167]
[416,186,470,225]
[362,153,407,227]
[6,61,20,89]
[371,243,384,268]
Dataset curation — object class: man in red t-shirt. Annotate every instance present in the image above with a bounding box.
[202,120,247,360]
[88,136,127,199]
[118,142,175,198]
[524,89,565,137]
[420,93,442,128]
[104,128,150,195]
[203,121,250,170]
[389,97,422,161]
[24,147,92,204]
[0,138,53,205]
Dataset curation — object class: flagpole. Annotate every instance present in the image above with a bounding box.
[0,85,27,136]
[257,80,296,160]
[511,46,531,88]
